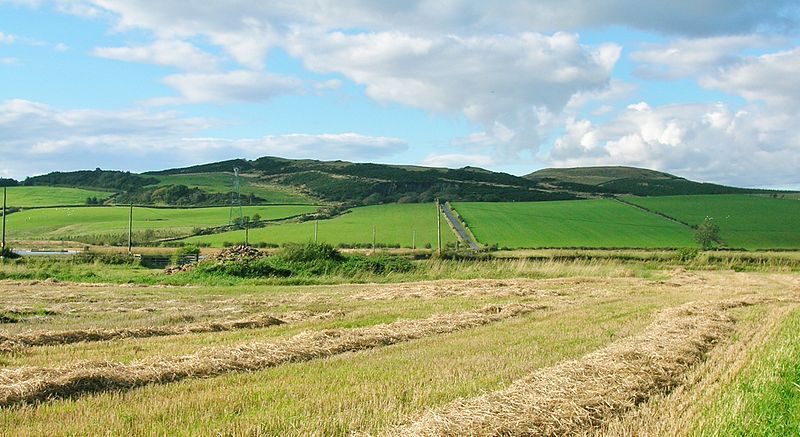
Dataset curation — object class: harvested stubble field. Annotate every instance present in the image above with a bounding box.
[0,268,797,435]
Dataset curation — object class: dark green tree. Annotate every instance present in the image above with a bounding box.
[694,217,720,250]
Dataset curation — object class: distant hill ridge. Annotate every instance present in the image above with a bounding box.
[17,158,775,206]
[525,166,769,197]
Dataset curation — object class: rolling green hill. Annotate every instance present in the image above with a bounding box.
[148,156,576,204]
[10,159,797,252]
[186,203,457,248]
[150,172,313,204]
[21,157,577,207]
[451,200,697,249]
[624,195,800,249]
[17,159,785,210]
[526,166,768,197]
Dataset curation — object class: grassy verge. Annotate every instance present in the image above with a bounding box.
[690,307,800,435]
[0,255,648,286]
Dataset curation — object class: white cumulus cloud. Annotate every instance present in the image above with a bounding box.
[183,133,407,161]
[93,40,219,71]
[0,99,406,178]
[631,35,785,79]
[154,70,304,105]
[701,47,800,111]
[288,30,620,155]
[547,101,800,187]
[420,153,495,169]
[0,32,16,44]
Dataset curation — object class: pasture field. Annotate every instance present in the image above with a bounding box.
[451,199,696,249]
[0,267,796,435]
[3,205,318,241]
[187,203,458,248]
[625,194,800,249]
[152,172,314,204]
[1,186,112,208]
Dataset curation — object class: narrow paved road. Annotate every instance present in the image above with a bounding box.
[440,204,481,250]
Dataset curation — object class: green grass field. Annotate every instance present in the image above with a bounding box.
[4,205,318,241]
[452,199,696,249]
[1,186,113,208]
[153,172,314,204]
[691,307,800,435]
[187,203,457,248]
[624,195,800,249]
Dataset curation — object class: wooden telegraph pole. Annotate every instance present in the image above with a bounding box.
[127,203,133,255]
[436,199,443,255]
[412,229,416,250]
[1,187,6,257]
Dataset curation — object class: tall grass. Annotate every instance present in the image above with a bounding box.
[2,248,798,286]
[691,307,800,435]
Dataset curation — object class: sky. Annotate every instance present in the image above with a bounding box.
[0,1,798,188]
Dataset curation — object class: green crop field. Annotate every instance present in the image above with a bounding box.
[1,186,113,208]
[187,203,457,248]
[153,173,314,204]
[4,205,318,241]
[451,199,696,249]
[624,195,800,249]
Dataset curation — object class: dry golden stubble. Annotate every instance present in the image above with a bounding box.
[393,298,770,437]
[0,310,342,352]
[0,303,543,407]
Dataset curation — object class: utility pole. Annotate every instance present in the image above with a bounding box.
[1,187,6,256]
[127,202,133,255]
[372,225,376,254]
[436,199,442,255]
[314,220,319,242]
[245,218,249,247]
[229,167,243,226]
[412,229,416,250]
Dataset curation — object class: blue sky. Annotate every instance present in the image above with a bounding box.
[1,1,798,188]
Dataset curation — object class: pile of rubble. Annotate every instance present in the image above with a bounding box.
[164,263,195,275]
[164,246,264,275]
[213,245,264,263]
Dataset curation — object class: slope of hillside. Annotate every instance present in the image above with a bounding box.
[15,160,785,209]
[526,166,767,196]
[147,156,577,204]
[528,166,675,185]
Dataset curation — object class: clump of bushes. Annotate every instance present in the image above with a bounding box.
[71,252,138,265]
[677,247,700,262]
